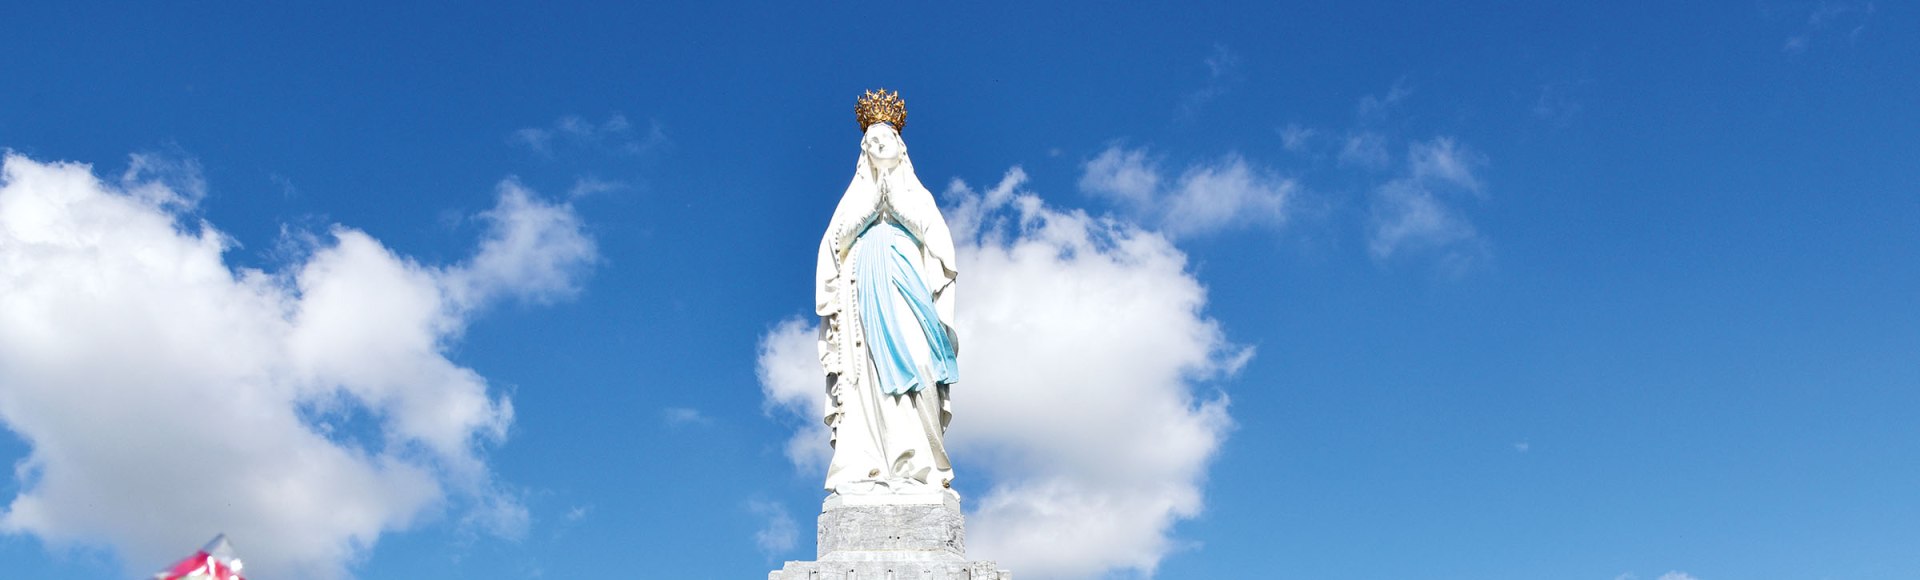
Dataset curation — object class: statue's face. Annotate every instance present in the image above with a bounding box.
[861,124,904,169]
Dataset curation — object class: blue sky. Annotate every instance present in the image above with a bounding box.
[0,2,1915,579]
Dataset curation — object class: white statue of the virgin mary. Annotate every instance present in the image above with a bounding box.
[814,90,960,495]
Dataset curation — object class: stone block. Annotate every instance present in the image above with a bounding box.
[817,493,965,558]
[767,493,1011,580]
[769,559,1010,580]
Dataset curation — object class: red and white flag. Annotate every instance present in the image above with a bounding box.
[154,534,246,580]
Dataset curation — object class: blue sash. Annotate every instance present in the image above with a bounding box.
[855,221,959,395]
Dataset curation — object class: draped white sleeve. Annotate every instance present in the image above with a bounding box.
[817,173,878,318]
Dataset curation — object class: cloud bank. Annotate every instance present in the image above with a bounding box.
[759,168,1244,578]
[0,153,595,579]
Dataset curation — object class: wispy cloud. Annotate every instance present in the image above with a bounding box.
[512,114,668,158]
[1271,82,1496,273]
[1177,44,1243,122]
[1368,178,1480,262]
[746,500,797,556]
[1356,78,1411,123]
[121,147,207,208]
[1367,137,1490,271]
[1780,1,1876,54]
[1408,137,1486,193]
[1279,123,1317,154]
[1078,146,1160,206]
[662,407,710,426]
[1079,145,1294,238]
[1530,79,1592,127]
[1619,572,1699,580]
[1338,131,1392,170]
[566,176,624,199]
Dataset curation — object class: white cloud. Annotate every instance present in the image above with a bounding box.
[757,318,833,475]
[1077,146,1160,206]
[747,500,797,556]
[442,179,597,311]
[0,152,596,579]
[1164,155,1292,237]
[759,168,1245,578]
[1079,145,1294,238]
[1367,137,1489,269]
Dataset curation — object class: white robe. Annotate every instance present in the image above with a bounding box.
[815,151,959,494]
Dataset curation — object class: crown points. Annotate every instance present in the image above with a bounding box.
[856,89,908,133]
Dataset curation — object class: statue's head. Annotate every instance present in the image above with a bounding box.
[855,89,909,172]
[861,123,905,170]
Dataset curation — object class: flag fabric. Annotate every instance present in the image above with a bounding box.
[154,534,246,580]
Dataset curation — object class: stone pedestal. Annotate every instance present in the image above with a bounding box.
[768,492,1011,580]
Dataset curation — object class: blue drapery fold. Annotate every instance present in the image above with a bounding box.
[855,221,959,395]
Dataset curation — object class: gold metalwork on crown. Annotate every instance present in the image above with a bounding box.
[856,89,907,133]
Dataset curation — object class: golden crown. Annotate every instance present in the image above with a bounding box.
[856,89,907,133]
